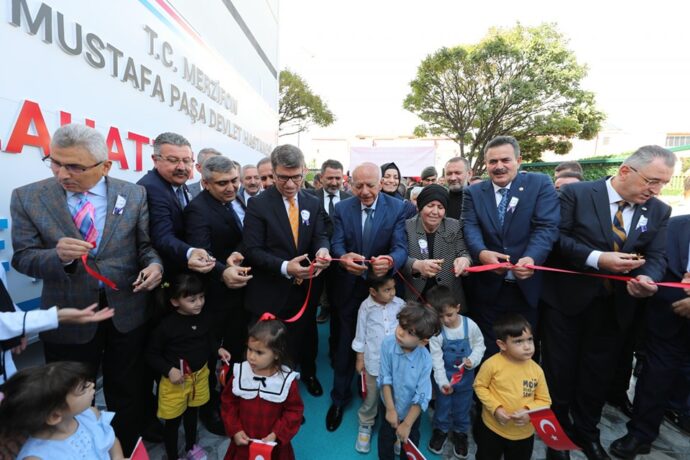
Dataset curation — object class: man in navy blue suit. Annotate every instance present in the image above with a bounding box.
[325,162,408,432]
[137,132,215,278]
[243,144,331,398]
[541,146,675,460]
[462,135,560,356]
[610,215,690,458]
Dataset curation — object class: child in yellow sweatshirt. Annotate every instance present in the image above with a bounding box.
[473,313,551,460]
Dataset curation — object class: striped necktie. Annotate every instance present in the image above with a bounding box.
[70,193,98,246]
[612,200,628,251]
[288,197,299,247]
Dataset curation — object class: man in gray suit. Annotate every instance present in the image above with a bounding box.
[10,124,163,455]
[188,147,222,198]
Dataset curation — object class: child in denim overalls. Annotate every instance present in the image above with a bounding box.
[427,285,486,458]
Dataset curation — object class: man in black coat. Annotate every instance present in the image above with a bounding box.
[183,155,251,433]
[136,132,215,278]
[610,215,690,458]
[243,145,331,397]
[311,159,352,326]
[541,145,676,460]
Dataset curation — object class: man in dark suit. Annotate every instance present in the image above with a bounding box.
[257,156,274,190]
[187,147,221,198]
[541,145,675,460]
[184,155,252,431]
[243,144,331,397]
[462,136,560,356]
[311,159,352,325]
[444,156,470,219]
[238,163,262,205]
[610,215,690,458]
[137,132,215,278]
[11,124,163,455]
[326,162,409,431]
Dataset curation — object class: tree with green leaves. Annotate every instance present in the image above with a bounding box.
[279,69,335,137]
[403,23,605,174]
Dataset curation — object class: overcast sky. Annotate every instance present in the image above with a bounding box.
[278,0,690,142]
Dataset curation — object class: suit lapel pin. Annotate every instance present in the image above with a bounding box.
[112,194,126,215]
[508,196,520,213]
[518,187,524,191]
[300,209,310,225]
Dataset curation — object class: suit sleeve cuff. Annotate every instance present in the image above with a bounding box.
[586,251,602,270]
[281,261,291,279]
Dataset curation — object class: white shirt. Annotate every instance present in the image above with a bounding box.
[586,178,636,269]
[360,195,380,231]
[351,295,405,376]
[243,190,256,205]
[429,315,486,388]
[0,265,59,383]
[323,191,341,215]
[231,199,245,225]
[492,181,512,207]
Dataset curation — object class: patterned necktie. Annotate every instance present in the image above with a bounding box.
[288,197,299,247]
[362,207,374,255]
[328,193,336,216]
[70,193,98,246]
[612,200,628,251]
[176,186,187,209]
[496,188,509,226]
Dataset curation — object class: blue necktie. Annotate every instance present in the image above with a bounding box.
[362,207,374,257]
[225,203,243,230]
[176,187,187,209]
[497,188,508,226]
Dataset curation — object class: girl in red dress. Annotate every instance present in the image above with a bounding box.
[221,319,304,460]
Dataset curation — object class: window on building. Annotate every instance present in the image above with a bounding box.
[666,135,690,147]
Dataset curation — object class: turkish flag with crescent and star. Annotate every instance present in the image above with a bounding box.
[528,408,580,451]
[403,439,427,459]
[249,440,276,460]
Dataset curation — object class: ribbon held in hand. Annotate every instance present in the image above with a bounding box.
[464,262,690,290]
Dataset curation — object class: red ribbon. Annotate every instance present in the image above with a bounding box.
[464,262,690,289]
[80,254,118,290]
[258,262,317,323]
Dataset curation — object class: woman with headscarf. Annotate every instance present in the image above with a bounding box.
[380,162,418,219]
[401,184,472,304]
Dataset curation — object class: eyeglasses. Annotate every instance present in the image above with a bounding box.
[43,156,103,174]
[629,166,669,187]
[275,174,303,184]
[260,174,274,181]
[155,155,194,166]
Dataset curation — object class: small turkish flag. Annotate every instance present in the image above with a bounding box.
[249,439,275,460]
[449,366,465,386]
[360,372,367,399]
[218,363,231,387]
[528,408,580,451]
[403,439,427,459]
[130,437,149,460]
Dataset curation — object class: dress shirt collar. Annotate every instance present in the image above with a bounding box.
[492,181,512,194]
[360,194,380,212]
[606,178,634,207]
[66,176,106,199]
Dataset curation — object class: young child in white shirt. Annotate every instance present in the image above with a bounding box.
[427,285,486,458]
[351,275,405,454]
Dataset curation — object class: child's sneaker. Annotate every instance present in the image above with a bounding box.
[428,428,447,454]
[184,444,208,460]
[394,438,401,456]
[450,431,468,458]
[355,424,372,453]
